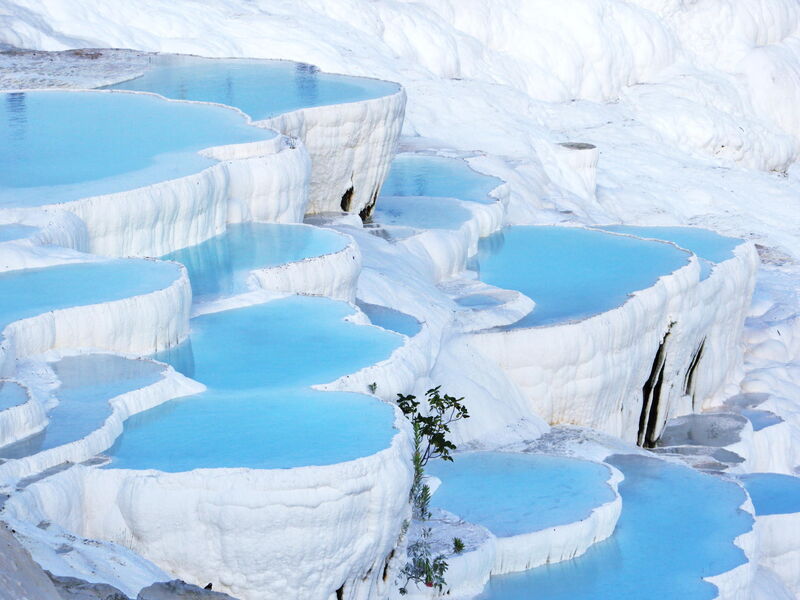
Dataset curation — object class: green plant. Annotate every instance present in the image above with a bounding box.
[397,387,469,594]
[367,382,378,394]
[452,537,465,554]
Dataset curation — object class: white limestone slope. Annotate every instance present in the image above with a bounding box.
[0,260,191,378]
[11,114,311,259]
[259,87,406,217]
[752,509,800,594]
[0,381,46,449]
[469,233,758,444]
[249,230,361,303]
[3,409,414,600]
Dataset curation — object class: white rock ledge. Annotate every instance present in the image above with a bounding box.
[259,87,406,218]
[3,409,414,600]
[0,357,203,490]
[248,229,361,302]
[468,231,758,444]
[0,380,46,450]
[0,260,191,378]
[491,462,623,575]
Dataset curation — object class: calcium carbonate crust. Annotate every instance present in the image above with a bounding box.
[0,380,46,449]
[468,230,758,443]
[0,356,203,491]
[259,87,406,217]
[0,259,191,377]
[248,229,361,303]
[3,408,414,600]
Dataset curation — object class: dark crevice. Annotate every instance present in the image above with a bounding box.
[638,327,672,447]
[359,188,380,222]
[684,339,705,410]
[340,186,354,212]
[382,549,394,582]
[644,360,667,447]
[336,584,344,600]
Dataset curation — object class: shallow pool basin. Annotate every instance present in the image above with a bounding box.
[162,223,347,302]
[0,259,181,331]
[474,226,690,327]
[382,154,501,205]
[739,473,800,516]
[428,452,615,538]
[0,354,165,459]
[599,226,742,279]
[105,54,399,120]
[1,90,274,208]
[0,380,27,411]
[475,454,752,600]
[107,297,402,471]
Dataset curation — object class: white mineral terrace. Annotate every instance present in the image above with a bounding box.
[0,25,797,600]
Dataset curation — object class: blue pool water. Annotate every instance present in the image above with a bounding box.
[0,260,181,331]
[739,473,800,516]
[107,297,402,471]
[373,196,472,231]
[600,226,741,280]
[382,154,501,205]
[474,227,690,327]
[740,409,783,432]
[0,355,164,458]
[428,453,615,538]
[1,90,274,207]
[358,302,421,337]
[477,454,752,600]
[106,55,399,120]
[0,381,28,411]
[162,223,347,301]
[0,224,36,242]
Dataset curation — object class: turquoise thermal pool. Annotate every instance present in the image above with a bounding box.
[476,454,752,600]
[0,90,274,207]
[427,452,615,538]
[0,259,181,331]
[106,55,399,120]
[739,473,800,516]
[0,381,28,411]
[0,355,165,459]
[357,302,421,337]
[162,223,348,302]
[0,224,36,242]
[373,196,472,231]
[473,227,690,327]
[107,297,402,471]
[600,226,742,279]
[382,154,502,204]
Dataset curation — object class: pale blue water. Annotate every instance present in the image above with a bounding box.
[382,155,501,204]
[0,90,274,207]
[740,409,783,432]
[106,55,399,120]
[107,297,402,471]
[0,355,164,458]
[0,381,27,411]
[0,260,181,331]
[739,473,800,516]
[455,294,503,309]
[477,454,752,600]
[600,226,742,280]
[0,224,36,242]
[428,453,614,537]
[474,227,690,327]
[162,223,346,301]
[372,196,472,230]
[358,302,421,337]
